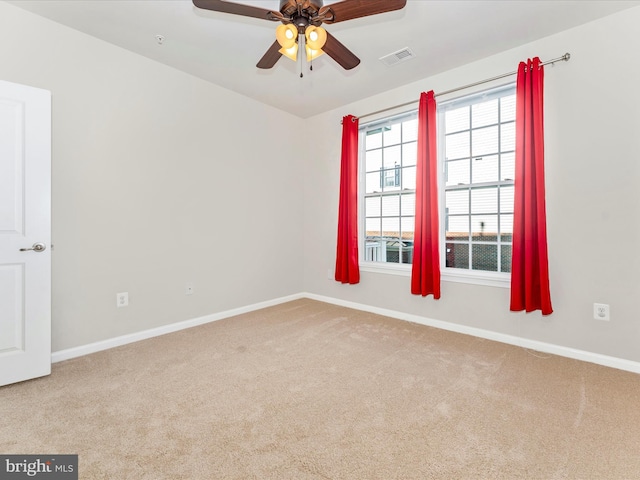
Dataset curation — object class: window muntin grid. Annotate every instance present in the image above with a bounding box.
[361,112,418,265]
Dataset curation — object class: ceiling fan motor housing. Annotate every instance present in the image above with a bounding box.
[293,16,310,33]
[279,0,324,16]
[280,0,326,30]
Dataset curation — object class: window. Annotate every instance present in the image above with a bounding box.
[361,113,418,266]
[359,85,516,282]
[441,85,515,275]
[381,163,401,188]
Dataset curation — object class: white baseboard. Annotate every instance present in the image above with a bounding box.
[303,292,640,375]
[51,293,305,363]
[53,291,640,375]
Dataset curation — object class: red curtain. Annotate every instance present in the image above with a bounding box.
[335,114,360,284]
[510,57,553,314]
[411,91,440,298]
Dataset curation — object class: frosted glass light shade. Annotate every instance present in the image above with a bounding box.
[305,26,327,50]
[276,24,298,49]
[279,43,298,61]
[305,46,325,61]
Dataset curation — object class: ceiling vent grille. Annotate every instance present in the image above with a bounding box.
[379,47,415,67]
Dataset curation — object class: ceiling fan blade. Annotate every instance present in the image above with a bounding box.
[256,41,282,69]
[192,0,283,21]
[321,0,407,24]
[323,32,360,70]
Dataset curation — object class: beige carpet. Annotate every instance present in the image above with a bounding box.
[1,299,640,479]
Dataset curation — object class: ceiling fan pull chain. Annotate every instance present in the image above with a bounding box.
[299,33,304,78]
[299,53,303,78]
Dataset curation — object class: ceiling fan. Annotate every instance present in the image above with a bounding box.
[192,0,407,70]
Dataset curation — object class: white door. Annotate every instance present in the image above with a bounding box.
[0,79,51,387]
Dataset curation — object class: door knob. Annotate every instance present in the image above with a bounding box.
[20,242,46,252]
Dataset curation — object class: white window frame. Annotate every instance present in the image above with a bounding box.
[359,111,418,275]
[438,84,515,288]
[358,83,516,288]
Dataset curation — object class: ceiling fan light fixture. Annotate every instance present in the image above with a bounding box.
[305,45,325,61]
[276,23,298,49]
[278,43,298,62]
[305,25,327,51]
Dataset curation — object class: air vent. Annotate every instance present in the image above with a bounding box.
[379,47,415,67]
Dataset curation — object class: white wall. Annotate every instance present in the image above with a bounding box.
[0,2,305,351]
[303,7,640,362]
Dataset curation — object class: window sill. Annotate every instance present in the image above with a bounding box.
[360,262,412,277]
[359,262,510,288]
[442,268,510,288]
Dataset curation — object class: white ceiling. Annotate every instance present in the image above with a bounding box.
[8,0,640,118]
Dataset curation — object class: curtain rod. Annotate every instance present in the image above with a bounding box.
[349,52,571,123]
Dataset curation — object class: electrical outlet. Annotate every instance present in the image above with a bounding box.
[593,303,610,321]
[185,284,194,295]
[117,292,129,308]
